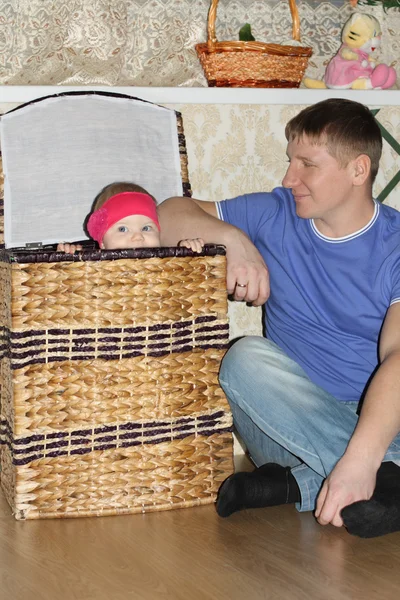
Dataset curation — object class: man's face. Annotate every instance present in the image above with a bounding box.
[282,136,356,221]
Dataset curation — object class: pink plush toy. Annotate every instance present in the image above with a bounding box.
[304,13,396,90]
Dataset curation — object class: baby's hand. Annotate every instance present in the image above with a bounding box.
[57,242,83,254]
[178,238,205,253]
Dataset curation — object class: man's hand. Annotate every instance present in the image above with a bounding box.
[225,237,270,306]
[315,455,377,528]
[316,305,400,529]
[158,196,270,305]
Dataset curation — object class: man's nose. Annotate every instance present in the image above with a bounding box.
[282,163,298,189]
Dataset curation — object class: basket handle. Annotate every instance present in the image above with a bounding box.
[207,0,301,48]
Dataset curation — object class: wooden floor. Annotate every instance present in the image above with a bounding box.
[1,458,400,600]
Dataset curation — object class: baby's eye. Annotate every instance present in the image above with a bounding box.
[142,225,153,232]
[117,225,129,233]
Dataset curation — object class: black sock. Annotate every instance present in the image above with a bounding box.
[216,462,301,518]
[341,461,400,538]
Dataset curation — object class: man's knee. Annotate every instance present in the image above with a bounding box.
[219,335,309,403]
[220,336,270,388]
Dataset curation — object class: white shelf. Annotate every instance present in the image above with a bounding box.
[0,86,399,106]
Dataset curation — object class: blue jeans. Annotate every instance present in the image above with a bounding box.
[219,336,400,512]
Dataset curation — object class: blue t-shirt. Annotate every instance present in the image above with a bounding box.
[217,187,400,402]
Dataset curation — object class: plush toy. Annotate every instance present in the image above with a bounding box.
[303,13,397,90]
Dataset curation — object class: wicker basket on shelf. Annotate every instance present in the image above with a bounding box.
[196,0,312,88]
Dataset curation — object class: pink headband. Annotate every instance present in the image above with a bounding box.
[87,191,160,245]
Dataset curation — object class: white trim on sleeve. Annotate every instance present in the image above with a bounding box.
[216,202,224,221]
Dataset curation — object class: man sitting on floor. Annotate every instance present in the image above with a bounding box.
[159,98,400,538]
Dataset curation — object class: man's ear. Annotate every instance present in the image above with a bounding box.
[352,154,371,186]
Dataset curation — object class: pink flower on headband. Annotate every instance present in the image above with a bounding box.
[87,207,108,244]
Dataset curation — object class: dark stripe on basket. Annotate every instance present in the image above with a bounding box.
[0,411,233,466]
[0,316,229,368]
[1,243,225,264]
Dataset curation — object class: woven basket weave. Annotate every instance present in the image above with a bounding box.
[196,0,312,88]
[0,92,233,520]
[0,245,233,519]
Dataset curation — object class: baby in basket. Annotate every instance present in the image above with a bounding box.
[58,181,204,253]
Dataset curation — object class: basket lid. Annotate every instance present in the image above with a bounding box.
[0,92,184,249]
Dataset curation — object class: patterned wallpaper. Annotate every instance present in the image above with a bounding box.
[0,1,398,86]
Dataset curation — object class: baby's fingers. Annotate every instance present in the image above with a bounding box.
[178,238,204,253]
[57,243,82,254]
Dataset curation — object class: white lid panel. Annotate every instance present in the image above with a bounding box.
[1,93,183,248]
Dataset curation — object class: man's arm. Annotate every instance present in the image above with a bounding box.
[315,302,400,527]
[158,196,270,306]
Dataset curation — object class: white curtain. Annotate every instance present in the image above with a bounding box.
[0,1,397,87]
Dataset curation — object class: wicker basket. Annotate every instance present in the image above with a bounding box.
[0,92,234,520]
[196,0,312,88]
[0,245,233,520]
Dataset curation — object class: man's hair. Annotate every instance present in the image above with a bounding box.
[92,181,157,211]
[285,99,382,184]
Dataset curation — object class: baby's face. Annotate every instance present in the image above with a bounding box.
[101,214,161,249]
